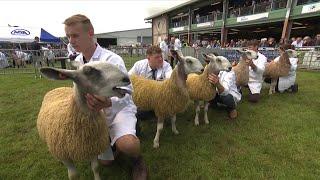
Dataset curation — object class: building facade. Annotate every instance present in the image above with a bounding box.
[145,0,320,46]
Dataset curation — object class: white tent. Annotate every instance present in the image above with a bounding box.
[0,26,60,43]
[0,26,41,43]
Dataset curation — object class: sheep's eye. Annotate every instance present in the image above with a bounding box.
[187,60,193,64]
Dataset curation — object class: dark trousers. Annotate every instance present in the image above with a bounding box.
[135,110,156,137]
[209,94,236,112]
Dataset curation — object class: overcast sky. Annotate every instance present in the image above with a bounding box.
[0,0,188,37]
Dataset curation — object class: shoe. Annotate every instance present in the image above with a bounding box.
[99,147,118,167]
[291,84,298,93]
[229,109,238,119]
[132,156,148,180]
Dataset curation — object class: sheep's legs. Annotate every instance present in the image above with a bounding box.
[153,119,164,148]
[269,79,277,95]
[194,101,200,126]
[62,160,79,180]
[91,158,101,180]
[204,102,210,124]
[171,115,179,135]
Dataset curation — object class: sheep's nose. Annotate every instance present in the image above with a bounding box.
[122,77,130,83]
[228,67,232,71]
[201,68,204,72]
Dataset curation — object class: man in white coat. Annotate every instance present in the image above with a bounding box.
[64,14,147,180]
[208,70,242,119]
[247,40,267,103]
[159,36,169,62]
[273,44,299,93]
[129,46,172,128]
[129,46,172,80]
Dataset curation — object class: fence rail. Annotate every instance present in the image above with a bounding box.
[1,47,319,76]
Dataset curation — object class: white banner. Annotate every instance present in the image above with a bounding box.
[237,12,269,23]
[0,26,41,43]
[172,27,185,32]
[301,2,320,14]
[196,22,214,28]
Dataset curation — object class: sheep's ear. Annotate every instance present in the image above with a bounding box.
[40,67,76,80]
[212,52,219,56]
[170,50,183,62]
[236,49,245,54]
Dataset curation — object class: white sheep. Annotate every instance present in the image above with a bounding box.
[37,61,132,180]
[130,51,204,148]
[263,49,297,94]
[232,49,259,87]
[186,54,232,126]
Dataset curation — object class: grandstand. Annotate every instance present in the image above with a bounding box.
[145,0,320,46]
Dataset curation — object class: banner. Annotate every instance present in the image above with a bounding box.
[196,22,214,28]
[172,27,185,32]
[237,12,269,23]
[301,2,320,14]
[0,26,41,43]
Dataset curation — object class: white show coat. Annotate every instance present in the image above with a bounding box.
[248,52,267,94]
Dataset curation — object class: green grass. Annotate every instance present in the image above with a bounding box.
[0,69,320,179]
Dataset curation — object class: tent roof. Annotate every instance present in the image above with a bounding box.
[40,28,60,43]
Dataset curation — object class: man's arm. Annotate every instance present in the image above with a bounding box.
[163,62,173,79]
[128,63,137,76]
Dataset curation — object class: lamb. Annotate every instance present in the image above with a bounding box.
[263,49,297,94]
[130,51,204,148]
[37,61,132,180]
[232,49,259,87]
[186,54,232,126]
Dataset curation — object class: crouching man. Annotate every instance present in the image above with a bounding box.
[208,70,241,119]
[274,44,299,93]
[64,14,147,179]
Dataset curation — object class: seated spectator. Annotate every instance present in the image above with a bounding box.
[260,38,268,47]
[303,36,315,46]
[315,34,320,46]
[291,37,303,47]
[267,37,276,47]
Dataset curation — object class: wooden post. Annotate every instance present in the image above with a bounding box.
[221,0,229,47]
[281,0,297,40]
[188,7,192,45]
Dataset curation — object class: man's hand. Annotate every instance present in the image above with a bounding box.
[247,59,257,71]
[208,73,219,85]
[246,59,255,67]
[85,94,112,112]
[208,73,225,93]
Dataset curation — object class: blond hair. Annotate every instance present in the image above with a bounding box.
[146,45,162,56]
[63,14,94,32]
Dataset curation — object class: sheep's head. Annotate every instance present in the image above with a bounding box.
[285,49,297,58]
[202,54,232,75]
[40,61,132,98]
[171,50,204,74]
[237,49,258,60]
